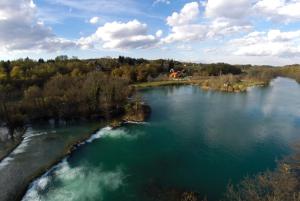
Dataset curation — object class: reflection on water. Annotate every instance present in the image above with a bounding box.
[22,78,300,201]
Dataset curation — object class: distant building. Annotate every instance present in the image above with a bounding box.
[169,71,179,78]
[169,69,186,79]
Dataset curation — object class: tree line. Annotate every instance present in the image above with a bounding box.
[0,56,178,137]
[1,56,299,137]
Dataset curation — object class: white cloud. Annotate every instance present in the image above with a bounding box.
[254,0,300,22]
[0,0,77,53]
[207,18,252,38]
[163,1,251,43]
[89,16,100,24]
[163,2,206,43]
[205,0,300,23]
[163,24,208,43]
[153,0,171,5]
[230,30,300,57]
[156,30,163,37]
[204,0,253,38]
[205,0,252,19]
[3,0,300,65]
[166,2,199,27]
[79,20,159,50]
[177,44,192,51]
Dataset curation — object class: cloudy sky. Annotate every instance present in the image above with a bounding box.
[1,0,300,65]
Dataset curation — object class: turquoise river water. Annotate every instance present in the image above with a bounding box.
[21,77,300,201]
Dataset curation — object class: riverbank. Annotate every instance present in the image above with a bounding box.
[132,80,191,88]
[198,79,267,93]
[132,76,268,93]
[0,104,151,201]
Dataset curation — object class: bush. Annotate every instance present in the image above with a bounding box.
[224,163,300,201]
[201,63,242,76]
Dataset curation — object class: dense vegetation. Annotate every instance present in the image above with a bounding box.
[196,63,242,76]
[0,56,175,137]
[1,56,300,137]
[278,65,300,83]
[224,146,300,201]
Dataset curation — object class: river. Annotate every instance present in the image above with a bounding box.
[7,77,300,201]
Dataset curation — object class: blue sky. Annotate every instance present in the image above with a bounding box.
[1,0,300,65]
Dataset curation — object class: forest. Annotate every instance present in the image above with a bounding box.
[0,56,171,136]
[0,56,300,137]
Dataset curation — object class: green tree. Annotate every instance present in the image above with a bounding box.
[0,61,11,79]
[10,66,23,79]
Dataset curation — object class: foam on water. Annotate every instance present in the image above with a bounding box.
[1,124,141,169]
[22,126,134,201]
[22,159,125,201]
[86,127,113,143]
[100,128,140,140]
[86,126,140,143]
[123,121,149,125]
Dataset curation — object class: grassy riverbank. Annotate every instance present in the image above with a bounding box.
[132,76,268,93]
[198,77,268,92]
[132,80,191,88]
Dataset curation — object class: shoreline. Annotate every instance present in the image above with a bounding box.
[132,80,191,89]
[18,119,145,201]
[14,77,299,201]
[17,126,104,201]
[132,79,269,93]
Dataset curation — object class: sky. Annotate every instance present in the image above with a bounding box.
[1,0,300,65]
